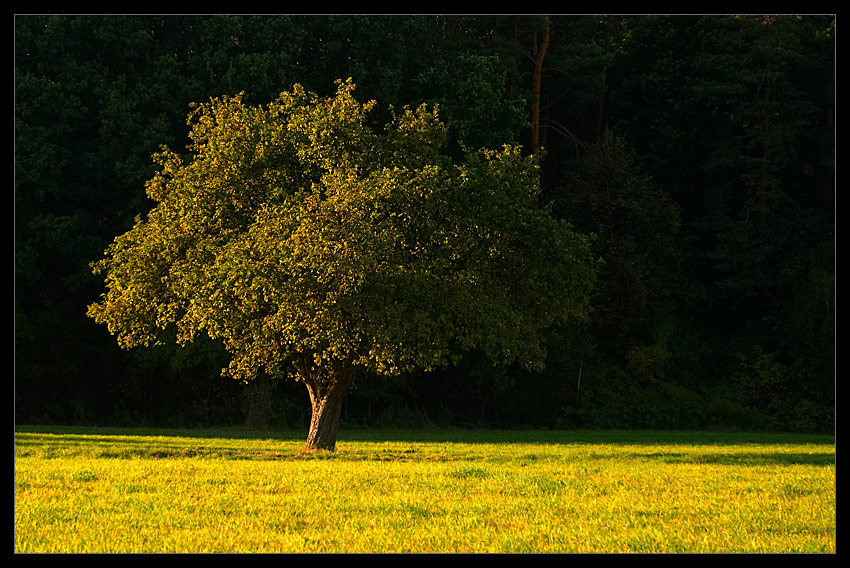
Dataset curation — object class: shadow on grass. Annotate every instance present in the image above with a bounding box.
[15,425,834,467]
[15,424,835,445]
[622,451,835,466]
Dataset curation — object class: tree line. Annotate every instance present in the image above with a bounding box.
[15,15,835,433]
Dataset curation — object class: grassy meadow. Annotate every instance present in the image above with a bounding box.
[14,426,835,553]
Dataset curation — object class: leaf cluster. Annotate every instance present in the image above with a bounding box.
[88,80,598,385]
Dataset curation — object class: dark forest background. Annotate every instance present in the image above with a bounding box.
[14,15,835,433]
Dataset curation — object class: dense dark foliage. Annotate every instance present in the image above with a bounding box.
[15,15,834,433]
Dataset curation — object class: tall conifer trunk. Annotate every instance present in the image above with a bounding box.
[531,15,550,162]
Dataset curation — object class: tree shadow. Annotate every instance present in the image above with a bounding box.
[15,426,835,467]
[618,451,835,466]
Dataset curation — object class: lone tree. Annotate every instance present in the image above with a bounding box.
[88,79,598,451]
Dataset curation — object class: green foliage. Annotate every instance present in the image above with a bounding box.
[552,130,681,351]
[732,347,788,412]
[415,54,528,152]
[626,342,671,385]
[15,15,833,434]
[88,79,598,395]
[567,362,707,431]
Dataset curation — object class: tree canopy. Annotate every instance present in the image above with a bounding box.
[87,79,599,449]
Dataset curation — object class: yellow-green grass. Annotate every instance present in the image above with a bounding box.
[15,427,834,553]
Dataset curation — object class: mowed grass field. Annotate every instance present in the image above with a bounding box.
[15,426,834,553]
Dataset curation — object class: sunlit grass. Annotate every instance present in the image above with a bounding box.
[15,427,834,553]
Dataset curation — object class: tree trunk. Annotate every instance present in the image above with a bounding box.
[761,55,772,197]
[596,15,614,141]
[300,357,355,452]
[531,15,550,161]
